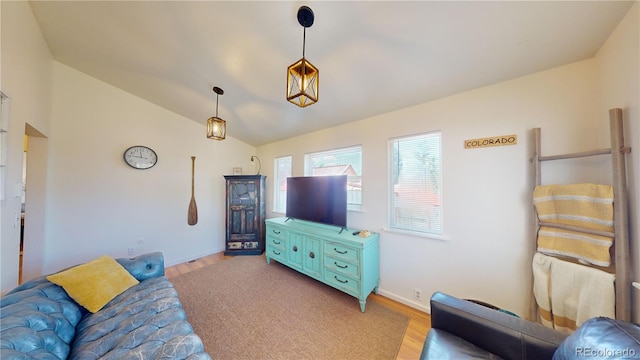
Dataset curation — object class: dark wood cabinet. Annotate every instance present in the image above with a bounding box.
[224,175,266,255]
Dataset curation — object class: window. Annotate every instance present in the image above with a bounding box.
[305,146,362,207]
[389,132,442,234]
[273,156,291,213]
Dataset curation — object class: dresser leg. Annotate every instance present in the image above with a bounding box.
[359,299,366,313]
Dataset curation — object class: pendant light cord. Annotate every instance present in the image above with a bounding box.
[302,27,306,58]
[215,93,219,117]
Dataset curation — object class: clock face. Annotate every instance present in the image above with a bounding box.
[123,146,158,169]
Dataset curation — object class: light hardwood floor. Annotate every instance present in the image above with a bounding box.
[165,252,431,360]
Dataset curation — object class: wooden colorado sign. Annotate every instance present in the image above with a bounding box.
[464,134,517,149]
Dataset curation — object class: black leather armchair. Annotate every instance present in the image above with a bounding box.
[420,292,640,360]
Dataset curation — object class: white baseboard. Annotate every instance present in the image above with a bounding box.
[376,289,431,314]
[165,248,224,268]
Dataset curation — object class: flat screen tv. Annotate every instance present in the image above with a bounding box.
[286,175,348,230]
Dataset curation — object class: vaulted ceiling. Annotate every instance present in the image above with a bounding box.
[28,1,634,146]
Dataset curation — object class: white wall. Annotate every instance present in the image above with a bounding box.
[259,59,607,315]
[1,1,53,293]
[259,4,639,317]
[43,62,255,274]
[1,1,258,291]
[595,3,639,321]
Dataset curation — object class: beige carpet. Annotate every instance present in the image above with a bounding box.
[171,255,409,360]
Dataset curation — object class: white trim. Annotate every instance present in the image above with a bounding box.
[382,227,450,241]
[376,289,431,314]
[164,248,223,267]
[273,155,292,214]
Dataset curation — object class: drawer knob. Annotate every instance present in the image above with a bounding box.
[309,252,315,259]
[273,250,281,255]
[334,248,348,255]
[293,245,298,252]
[335,262,348,269]
[335,276,348,284]
[273,240,281,245]
[273,230,281,234]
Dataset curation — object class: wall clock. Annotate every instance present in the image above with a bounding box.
[123,145,158,169]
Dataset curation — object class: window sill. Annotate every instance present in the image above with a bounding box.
[381,227,450,241]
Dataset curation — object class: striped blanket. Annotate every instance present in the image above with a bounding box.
[532,252,615,333]
[533,183,614,267]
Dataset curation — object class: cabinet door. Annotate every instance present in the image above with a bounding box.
[287,233,304,270]
[303,236,322,278]
[228,180,258,242]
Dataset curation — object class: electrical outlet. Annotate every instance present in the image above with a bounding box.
[414,288,422,300]
[128,248,135,256]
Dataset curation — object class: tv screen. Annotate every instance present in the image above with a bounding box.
[286,175,347,229]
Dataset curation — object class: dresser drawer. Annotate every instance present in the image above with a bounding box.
[267,226,286,240]
[266,246,286,263]
[266,235,285,250]
[325,269,359,295]
[326,242,359,262]
[324,256,359,278]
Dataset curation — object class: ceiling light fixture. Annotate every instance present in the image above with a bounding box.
[207,86,226,140]
[286,6,318,108]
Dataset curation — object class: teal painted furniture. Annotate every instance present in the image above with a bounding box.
[265,217,380,312]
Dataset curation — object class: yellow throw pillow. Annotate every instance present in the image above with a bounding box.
[47,255,139,313]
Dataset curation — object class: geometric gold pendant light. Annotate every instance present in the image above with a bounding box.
[206,86,226,140]
[286,6,318,107]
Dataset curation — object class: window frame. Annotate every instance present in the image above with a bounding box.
[304,145,363,210]
[273,155,292,214]
[388,131,443,235]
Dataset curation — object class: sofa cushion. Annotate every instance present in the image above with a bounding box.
[427,292,566,360]
[47,255,140,313]
[117,252,165,281]
[420,328,503,360]
[0,276,84,359]
[553,317,640,359]
[70,276,209,360]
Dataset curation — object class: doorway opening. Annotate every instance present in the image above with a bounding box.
[20,124,47,284]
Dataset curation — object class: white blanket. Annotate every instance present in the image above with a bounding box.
[532,252,615,333]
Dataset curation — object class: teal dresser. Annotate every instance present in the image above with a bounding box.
[265,217,380,312]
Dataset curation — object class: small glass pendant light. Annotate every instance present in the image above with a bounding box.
[207,86,226,140]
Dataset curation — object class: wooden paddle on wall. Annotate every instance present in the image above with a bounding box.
[188,156,198,225]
